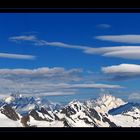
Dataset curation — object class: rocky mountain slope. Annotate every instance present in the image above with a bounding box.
[0,94,140,127]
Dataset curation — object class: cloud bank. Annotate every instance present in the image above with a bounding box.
[128,93,140,100]
[102,64,140,81]
[84,46,140,60]
[10,35,140,60]
[10,35,37,42]
[0,67,122,96]
[10,35,89,50]
[102,64,140,74]
[0,53,35,60]
[95,35,140,44]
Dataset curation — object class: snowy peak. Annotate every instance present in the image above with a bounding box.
[94,94,126,113]
[3,93,36,105]
[96,94,124,105]
[0,93,140,127]
[4,96,15,104]
[68,100,84,111]
[60,100,84,117]
[1,94,63,114]
[4,95,39,114]
[3,93,22,103]
[55,98,117,127]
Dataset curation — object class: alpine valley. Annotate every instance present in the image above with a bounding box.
[0,94,140,127]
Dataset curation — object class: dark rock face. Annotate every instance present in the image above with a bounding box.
[89,108,101,121]
[40,107,53,119]
[63,118,71,127]
[54,114,60,121]
[0,105,19,121]
[74,104,81,111]
[29,109,44,121]
[0,95,129,127]
[77,116,96,126]
[21,115,37,127]
[61,106,76,117]
[21,115,30,127]
[102,117,117,127]
[29,109,54,122]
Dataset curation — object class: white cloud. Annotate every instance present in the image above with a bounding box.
[102,64,140,74]
[10,35,140,60]
[9,35,37,42]
[128,93,140,100]
[42,83,122,89]
[66,83,122,89]
[102,50,140,59]
[0,67,123,96]
[0,53,35,60]
[36,40,89,50]
[18,91,76,97]
[0,80,122,95]
[84,46,140,59]
[0,67,82,82]
[95,35,140,44]
[96,24,111,29]
[0,94,8,99]
[10,35,89,50]
[85,46,140,54]
[101,64,140,81]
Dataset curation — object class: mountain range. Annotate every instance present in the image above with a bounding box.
[0,94,140,127]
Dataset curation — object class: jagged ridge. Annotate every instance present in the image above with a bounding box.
[0,94,140,127]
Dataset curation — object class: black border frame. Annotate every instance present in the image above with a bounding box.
[0,0,140,135]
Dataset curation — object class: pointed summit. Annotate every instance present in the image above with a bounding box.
[95,94,126,113]
[4,96,15,104]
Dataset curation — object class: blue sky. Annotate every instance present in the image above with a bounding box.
[0,13,140,102]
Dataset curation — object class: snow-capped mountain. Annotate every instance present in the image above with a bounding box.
[1,94,39,115]
[0,94,63,115]
[54,99,117,127]
[0,94,140,127]
[0,104,22,127]
[107,102,140,127]
[85,94,126,113]
[108,106,140,127]
[109,102,140,115]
